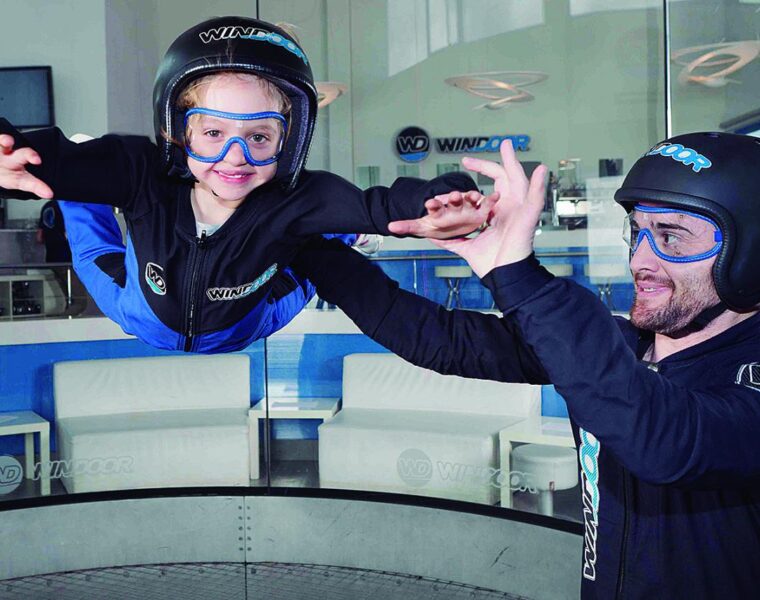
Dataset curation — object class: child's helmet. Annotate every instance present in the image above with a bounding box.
[153,16,317,191]
[615,131,760,311]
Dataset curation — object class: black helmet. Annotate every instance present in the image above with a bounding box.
[614,131,760,312]
[153,16,317,191]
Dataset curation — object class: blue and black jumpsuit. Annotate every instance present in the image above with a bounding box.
[0,120,477,353]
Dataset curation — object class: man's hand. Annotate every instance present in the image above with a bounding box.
[388,189,499,240]
[0,134,53,199]
[417,140,547,277]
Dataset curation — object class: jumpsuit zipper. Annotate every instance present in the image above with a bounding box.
[616,469,630,599]
[616,360,655,598]
[183,231,207,352]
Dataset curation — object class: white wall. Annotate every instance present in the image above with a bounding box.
[1,0,109,135]
[105,0,159,137]
[338,0,666,187]
[1,0,754,227]
[1,0,109,222]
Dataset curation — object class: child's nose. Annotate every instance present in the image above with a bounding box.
[224,140,248,166]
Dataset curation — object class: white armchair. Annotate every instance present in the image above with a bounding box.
[53,354,251,493]
[319,353,542,505]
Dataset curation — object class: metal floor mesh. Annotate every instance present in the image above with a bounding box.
[0,562,530,600]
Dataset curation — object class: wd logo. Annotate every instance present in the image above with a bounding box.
[145,262,167,296]
[0,456,23,495]
[397,449,433,487]
[395,127,431,163]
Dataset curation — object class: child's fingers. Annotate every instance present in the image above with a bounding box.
[2,147,42,168]
[16,148,42,166]
[27,178,54,199]
[0,134,15,154]
[425,198,444,212]
[14,172,53,199]
[462,190,482,206]
[447,191,463,208]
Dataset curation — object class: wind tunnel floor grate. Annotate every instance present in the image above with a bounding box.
[0,561,532,600]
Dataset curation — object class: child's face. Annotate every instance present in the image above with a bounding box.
[186,75,282,203]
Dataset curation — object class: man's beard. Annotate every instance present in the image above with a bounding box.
[630,269,720,336]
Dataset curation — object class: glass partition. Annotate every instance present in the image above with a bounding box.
[253,0,674,525]
[669,0,760,135]
[0,0,754,531]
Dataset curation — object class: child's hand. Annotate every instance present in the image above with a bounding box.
[388,190,499,239]
[0,134,54,198]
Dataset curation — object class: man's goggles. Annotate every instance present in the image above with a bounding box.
[622,204,723,263]
[184,108,287,167]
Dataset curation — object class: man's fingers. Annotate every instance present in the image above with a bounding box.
[527,164,548,209]
[429,236,469,254]
[479,191,500,211]
[388,219,425,236]
[447,191,463,207]
[499,139,528,184]
[425,198,444,212]
[461,156,504,182]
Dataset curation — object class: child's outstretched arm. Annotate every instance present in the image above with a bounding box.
[388,189,498,239]
[0,118,147,209]
[293,170,487,238]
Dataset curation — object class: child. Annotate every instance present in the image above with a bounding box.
[0,16,493,353]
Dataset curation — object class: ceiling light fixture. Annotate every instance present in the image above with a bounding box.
[671,41,760,87]
[315,82,348,108]
[444,71,548,110]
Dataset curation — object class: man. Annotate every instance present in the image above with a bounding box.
[293,133,760,599]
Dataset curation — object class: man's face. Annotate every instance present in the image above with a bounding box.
[627,204,721,335]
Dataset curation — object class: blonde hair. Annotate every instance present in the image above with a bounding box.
[164,71,291,147]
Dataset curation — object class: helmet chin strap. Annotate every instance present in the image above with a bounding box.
[684,301,728,333]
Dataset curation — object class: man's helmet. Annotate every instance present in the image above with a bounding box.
[153,16,317,191]
[615,131,760,311]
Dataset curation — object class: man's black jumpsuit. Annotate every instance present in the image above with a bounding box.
[294,238,760,599]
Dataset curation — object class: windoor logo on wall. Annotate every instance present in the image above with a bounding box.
[395,126,531,163]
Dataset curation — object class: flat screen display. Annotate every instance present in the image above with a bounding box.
[0,66,54,128]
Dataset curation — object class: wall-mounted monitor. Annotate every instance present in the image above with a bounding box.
[0,66,55,128]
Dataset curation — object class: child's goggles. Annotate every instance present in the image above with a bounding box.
[622,204,723,263]
[184,108,287,167]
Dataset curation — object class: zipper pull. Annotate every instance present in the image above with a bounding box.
[198,230,207,246]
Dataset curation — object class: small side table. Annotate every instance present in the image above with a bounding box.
[499,416,575,508]
[248,398,340,480]
[0,411,51,495]
[434,265,473,309]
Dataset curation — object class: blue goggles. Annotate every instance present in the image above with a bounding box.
[183,108,287,167]
[623,204,723,263]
